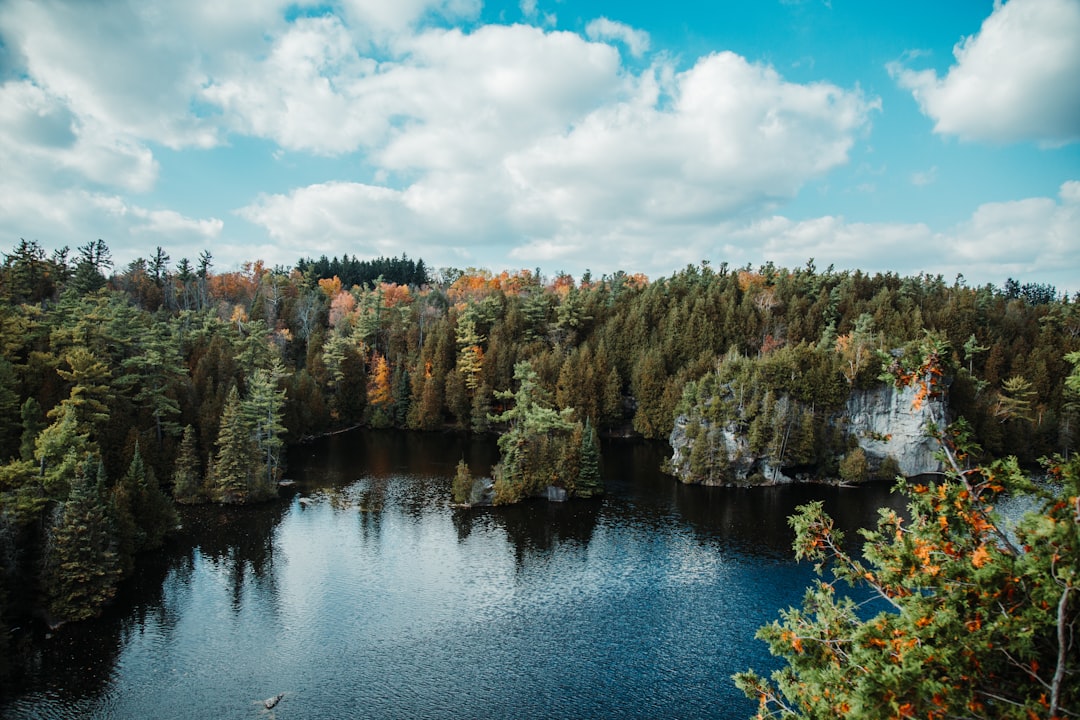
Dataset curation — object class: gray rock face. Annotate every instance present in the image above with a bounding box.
[845,383,943,478]
[545,486,568,502]
[668,382,944,486]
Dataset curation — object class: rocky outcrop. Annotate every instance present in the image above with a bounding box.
[668,416,799,485]
[668,382,944,486]
[845,383,943,478]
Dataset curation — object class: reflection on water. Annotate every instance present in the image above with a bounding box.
[2,432,903,720]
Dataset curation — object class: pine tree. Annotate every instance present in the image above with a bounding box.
[491,361,576,504]
[124,441,176,554]
[119,322,185,447]
[451,459,473,505]
[19,397,44,462]
[242,359,288,494]
[0,358,18,460]
[42,456,122,623]
[471,381,492,433]
[34,401,90,498]
[577,418,603,497]
[172,424,203,504]
[209,386,258,504]
[392,364,411,427]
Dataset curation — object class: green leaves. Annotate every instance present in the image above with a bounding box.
[735,348,1080,719]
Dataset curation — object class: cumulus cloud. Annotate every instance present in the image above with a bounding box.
[0,80,159,193]
[6,0,1064,290]
[724,181,1080,289]
[0,185,223,265]
[889,0,1080,145]
[585,17,650,58]
[204,21,625,159]
[0,0,228,152]
[237,50,877,273]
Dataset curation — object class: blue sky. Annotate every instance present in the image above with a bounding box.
[1,0,1077,288]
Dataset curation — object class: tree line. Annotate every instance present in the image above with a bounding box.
[0,239,1078,632]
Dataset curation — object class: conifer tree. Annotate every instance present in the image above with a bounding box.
[172,424,203,504]
[577,418,602,497]
[242,360,288,492]
[41,456,122,623]
[209,386,259,504]
[0,358,18,459]
[392,364,410,427]
[451,459,473,505]
[491,361,576,504]
[34,402,90,497]
[471,381,492,433]
[119,323,185,447]
[122,441,176,555]
[19,397,44,462]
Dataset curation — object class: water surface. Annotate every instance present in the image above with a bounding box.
[1,431,903,719]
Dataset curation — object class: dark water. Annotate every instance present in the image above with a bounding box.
[1,431,904,720]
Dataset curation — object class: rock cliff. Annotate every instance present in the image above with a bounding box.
[668,382,943,486]
[844,383,942,478]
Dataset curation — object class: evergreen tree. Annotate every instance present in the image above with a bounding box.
[34,402,90,497]
[119,323,185,447]
[577,418,602,497]
[451,459,473,505]
[392,364,411,427]
[242,359,289,493]
[0,358,18,460]
[172,424,203,504]
[471,381,492,433]
[19,397,44,462]
[51,347,113,435]
[41,456,122,623]
[491,361,577,504]
[209,386,260,504]
[122,441,176,556]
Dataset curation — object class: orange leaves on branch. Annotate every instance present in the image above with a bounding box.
[329,291,356,328]
[379,282,412,308]
[971,545,990,568]
[318,276,343,298]
[367,353,392,407]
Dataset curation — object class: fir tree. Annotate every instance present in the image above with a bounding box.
[209,386,259,504]
[242,360,288,493]
[41,457,122,623]
[577,418,603,497]
[172,424,203,504]
[451,459,473,505]
[19,397,44,462]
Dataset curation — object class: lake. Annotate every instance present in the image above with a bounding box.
[1,430,904,719]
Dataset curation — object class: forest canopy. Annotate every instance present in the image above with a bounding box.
[0,238,1078,631]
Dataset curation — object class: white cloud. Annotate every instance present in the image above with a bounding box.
[203,21,625,159]
[0,0,227,152]
[726,181,1080,289]
[0,80,159,193]
[585,17,651,58]
[7,0,1063,291]
[0,185,223,266]
[911,166,938,186]
[340,0,481,37]
[237,50,877,274]
[502,52,876,227]
[889,0,1080,145]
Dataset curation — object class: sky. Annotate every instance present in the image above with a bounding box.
[0,0,1078,288]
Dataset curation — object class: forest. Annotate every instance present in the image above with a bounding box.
[0,236,1078,636]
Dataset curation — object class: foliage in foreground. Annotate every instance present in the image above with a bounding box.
[735,344,1079,719]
